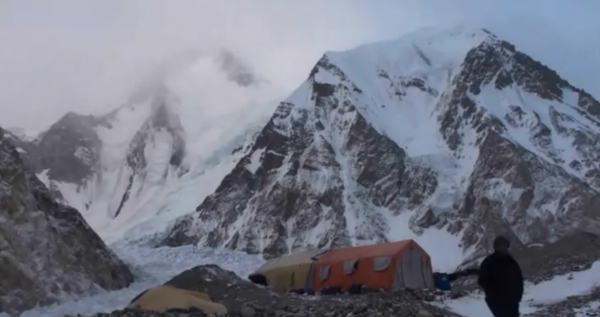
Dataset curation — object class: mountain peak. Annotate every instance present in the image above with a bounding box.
[162,25,600,270]
[322,26,495,71]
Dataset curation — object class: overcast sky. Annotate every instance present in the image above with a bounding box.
[1,0,599,135]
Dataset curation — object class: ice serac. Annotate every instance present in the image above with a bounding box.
[162,26,600,266]
[0,128,133,316]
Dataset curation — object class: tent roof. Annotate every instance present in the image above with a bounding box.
[128,285,226,314]
[255,249,327,273]
[317,240,424,263]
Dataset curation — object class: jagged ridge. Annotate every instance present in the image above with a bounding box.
[162,27,600,269]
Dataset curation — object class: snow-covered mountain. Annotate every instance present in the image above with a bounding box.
[9,26,600,270]
[8,50,278,245]
[160,26,600,268]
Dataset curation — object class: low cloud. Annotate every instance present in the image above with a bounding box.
[0,0,598,135]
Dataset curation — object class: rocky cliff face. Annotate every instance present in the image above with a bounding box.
[0,128,133,316]
[30,112,109,185]
[17,112,111,205]
[162,27,600,267]
[434,35,600,263]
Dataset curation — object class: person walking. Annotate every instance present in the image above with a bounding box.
[477,236,524,317]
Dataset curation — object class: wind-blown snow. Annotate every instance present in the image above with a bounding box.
[37,54,280,244]
[439,260,600,316]
[16,244,264,317]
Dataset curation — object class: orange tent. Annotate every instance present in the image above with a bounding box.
[312,240,434,290]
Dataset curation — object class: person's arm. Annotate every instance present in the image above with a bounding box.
[514,259,524,302]
[477,257,492,291]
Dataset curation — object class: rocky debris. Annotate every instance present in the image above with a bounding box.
[66,308,205,317]
[67,308,209,317]
[161,264,283,312]
[73,304,456,317]
[512,233,600,284]
[72,265,462,317]
[525,287,600,317]
[163,265,461,316]
[0,127,133,316]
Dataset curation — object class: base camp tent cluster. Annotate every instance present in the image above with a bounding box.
[248,239,435,291]
[124,239,435,315]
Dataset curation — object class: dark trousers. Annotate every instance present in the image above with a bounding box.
[486,299,520,317]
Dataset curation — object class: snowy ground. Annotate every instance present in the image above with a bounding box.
[574,301,600,317]
[437,261,600,316]
[13,241,600,317]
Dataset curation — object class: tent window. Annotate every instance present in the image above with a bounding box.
[319,265,330,281]
[343,259,359,275]
[373,256,392,272]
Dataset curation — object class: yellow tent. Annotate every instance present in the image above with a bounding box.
[251,249,327,289]
[127,285,227,315]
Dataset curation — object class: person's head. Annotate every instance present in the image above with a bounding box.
[493,236,510,254]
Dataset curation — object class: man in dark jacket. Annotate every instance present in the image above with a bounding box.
[478,236,524,317]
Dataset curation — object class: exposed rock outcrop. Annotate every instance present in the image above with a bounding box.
[0,127,133,316]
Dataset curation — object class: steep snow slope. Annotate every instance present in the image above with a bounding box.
[27,51,279,244]
[163,26,600,269]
